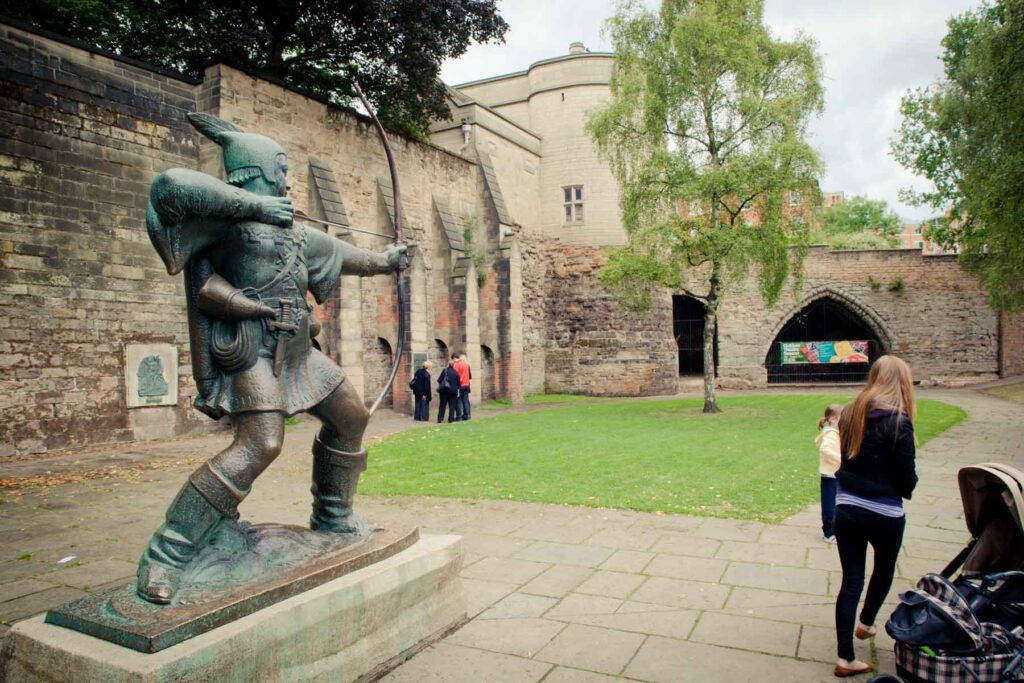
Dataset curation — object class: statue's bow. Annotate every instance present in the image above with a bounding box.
[353,80,408,417]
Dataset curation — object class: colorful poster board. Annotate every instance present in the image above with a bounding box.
[781,340,869,365]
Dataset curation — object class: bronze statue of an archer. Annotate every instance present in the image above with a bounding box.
[138,113,405,604]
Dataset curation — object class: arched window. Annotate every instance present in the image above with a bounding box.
[765,297,885,384]
[479,345,496,401]
[432,339,450,371]
[366,337,394,407]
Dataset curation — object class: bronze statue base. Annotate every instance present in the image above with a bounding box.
[45,524,418,653]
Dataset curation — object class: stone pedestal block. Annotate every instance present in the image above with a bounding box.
[0,534,465,682]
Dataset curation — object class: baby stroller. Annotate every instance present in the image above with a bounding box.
[874,463,1024,683]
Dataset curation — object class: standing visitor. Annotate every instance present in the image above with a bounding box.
[453,353,472,421]
[816,403,843,543]
[832,356,918,678]
[410,361,432,422]
[437,359,461,424]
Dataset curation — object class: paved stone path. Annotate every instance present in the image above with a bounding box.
[0,388,1021,681]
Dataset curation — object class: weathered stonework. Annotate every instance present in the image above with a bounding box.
[544,244,677,396]
[0,23,208,457]
[0,23,530,458]
[544,244,1010,393]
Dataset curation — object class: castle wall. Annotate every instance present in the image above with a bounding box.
[716,248,1000,387]
[544,244,1005,394]
[0,25,524,459]
[0,23,208,456]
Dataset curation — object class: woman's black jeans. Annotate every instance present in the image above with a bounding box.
[834,504,906,661]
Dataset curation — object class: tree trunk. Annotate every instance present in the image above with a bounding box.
[702,266,722,414]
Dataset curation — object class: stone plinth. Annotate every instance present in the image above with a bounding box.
[0,534,465,683]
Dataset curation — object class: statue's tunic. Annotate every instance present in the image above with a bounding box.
[197,221,345,417]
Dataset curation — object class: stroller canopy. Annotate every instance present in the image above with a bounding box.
[957,464,1024,576]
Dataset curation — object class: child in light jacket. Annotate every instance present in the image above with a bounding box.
[816,403,843,543]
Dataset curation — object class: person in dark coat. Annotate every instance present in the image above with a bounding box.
[437,360,461,423]
[832,355,919,678]
[411,361,432,421]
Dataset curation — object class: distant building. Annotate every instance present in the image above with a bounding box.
[822,191,845,208]
[897,217,958,255]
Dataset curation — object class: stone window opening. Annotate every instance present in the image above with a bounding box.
[789,189,804,206]
[563,186,584,223]
[916,241,924,249]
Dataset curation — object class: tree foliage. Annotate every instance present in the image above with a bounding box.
[812,195,900,249]
[588,0,823,411]
[8,0,508,135]
[892,0,1024,310]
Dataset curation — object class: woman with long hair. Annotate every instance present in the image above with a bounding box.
[833,355,919,677]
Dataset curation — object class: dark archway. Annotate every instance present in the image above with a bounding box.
[366,337,394,407]
[432,339,450,371]
[765,297,884,383]
[480,345,496,401]
[672,295,717,376]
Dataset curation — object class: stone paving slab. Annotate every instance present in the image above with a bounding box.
[534,623,646,676]
[381,642,553,682]
[0,388,1020,681]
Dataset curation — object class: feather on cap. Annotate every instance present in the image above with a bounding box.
[187,112,244,142]
[185,112,284,186]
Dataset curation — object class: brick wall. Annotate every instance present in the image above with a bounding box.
[0,23,213,456]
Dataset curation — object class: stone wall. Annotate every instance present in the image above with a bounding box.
[545,243,1004,393]
[715,248,1000,387]
[545,244,677,396]
[1001,310,1024,378]
[0,25,526,459]
[0,23,210,456]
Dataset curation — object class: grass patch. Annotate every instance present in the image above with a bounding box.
[983,381,1024,405]
[524,393,595,405]
[361,395,965,522]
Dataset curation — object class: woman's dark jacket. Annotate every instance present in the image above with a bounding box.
[837,408,918,500]
[437,366,460,395]
[411,368,431,400]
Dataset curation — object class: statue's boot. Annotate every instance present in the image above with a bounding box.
[136,464,244,604]
[310,432,372,535]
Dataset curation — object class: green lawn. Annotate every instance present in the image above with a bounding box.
[361,395,966,522]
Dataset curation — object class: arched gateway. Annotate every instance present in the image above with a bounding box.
[672,294,717,376]
[763,288,893,384]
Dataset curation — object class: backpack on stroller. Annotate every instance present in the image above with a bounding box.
[881,463,1024,683]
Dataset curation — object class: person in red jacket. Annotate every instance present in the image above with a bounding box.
[453,353,472,421]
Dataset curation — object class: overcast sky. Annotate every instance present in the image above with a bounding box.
[441,0,980,222]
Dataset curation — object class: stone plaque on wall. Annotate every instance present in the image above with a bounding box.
[124,343,178,408]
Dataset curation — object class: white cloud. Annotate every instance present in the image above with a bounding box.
[442,0,982,221]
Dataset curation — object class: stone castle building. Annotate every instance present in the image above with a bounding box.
[1,22,1021,458]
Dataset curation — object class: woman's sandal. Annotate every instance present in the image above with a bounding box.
[834,661,874,677]
[855,623,877,640]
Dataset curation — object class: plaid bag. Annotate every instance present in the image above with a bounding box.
[888,574,985,653]
[890,574,1024,682]
[895,628,1024,683]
